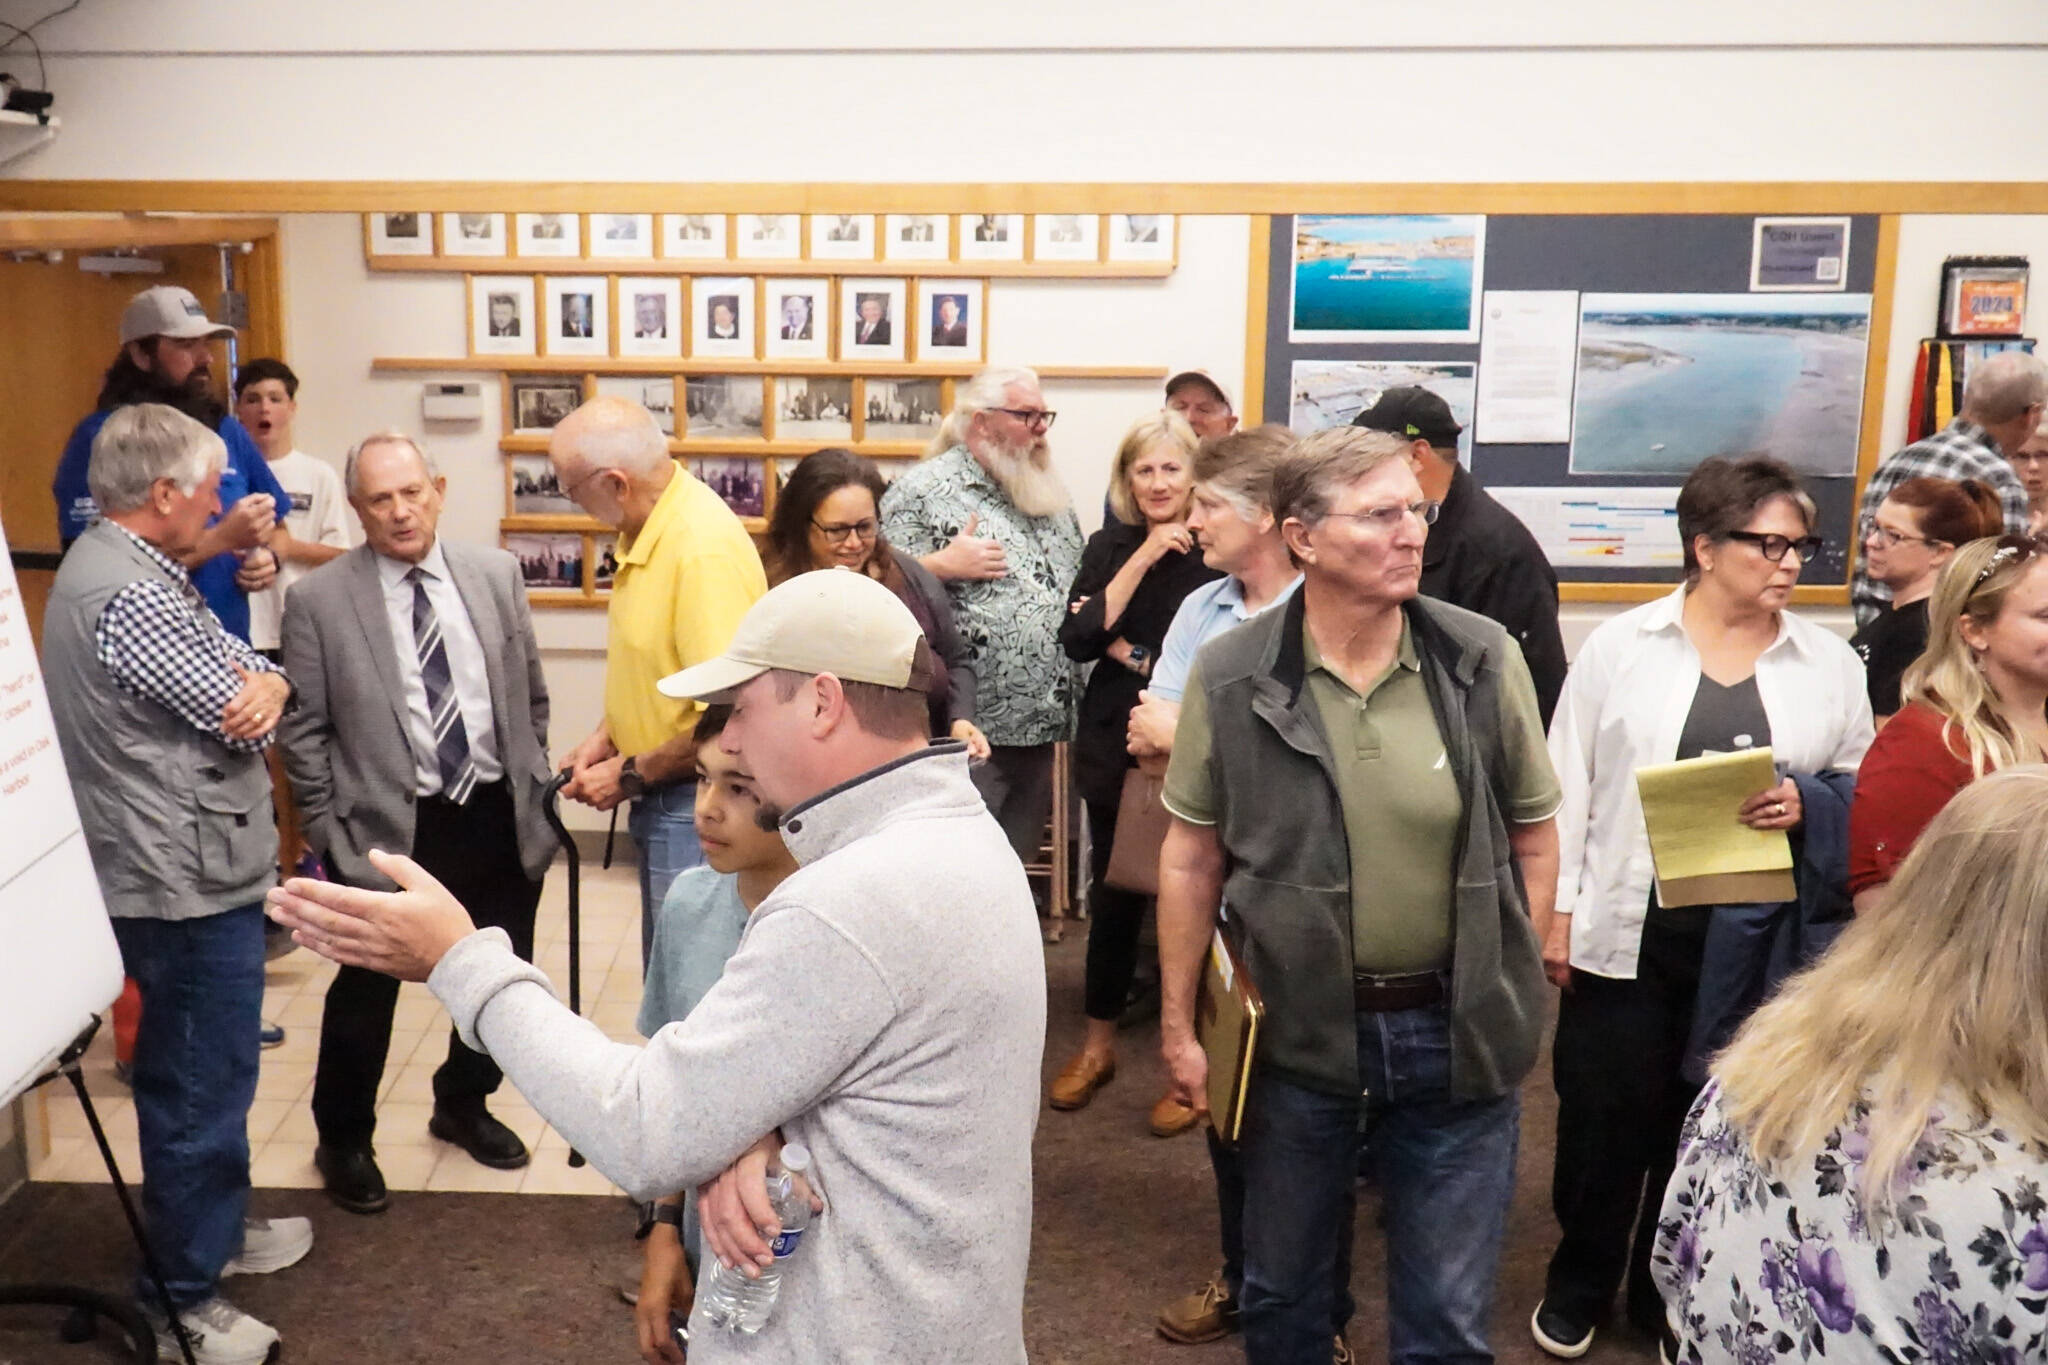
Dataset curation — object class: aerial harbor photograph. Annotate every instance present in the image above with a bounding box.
[1289,213,1484,341]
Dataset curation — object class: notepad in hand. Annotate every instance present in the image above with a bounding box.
[1196,925,1263,1144]
[1634,746,1795,908]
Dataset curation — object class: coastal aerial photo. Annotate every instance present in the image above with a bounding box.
[1289,214,1484,342]
[1290,360,1474,460]
[1570,292,1871,477]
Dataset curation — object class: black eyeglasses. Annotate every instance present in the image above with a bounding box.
[1858,516,1940,550]
[992,407,1057,431]
[811,517,879,544]
[1724,530,1824,563]
[1973,533,2048,586]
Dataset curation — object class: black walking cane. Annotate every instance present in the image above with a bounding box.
[540,769,588,1168]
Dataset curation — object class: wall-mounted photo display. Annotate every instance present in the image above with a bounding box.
[590,213,655,260]
[442,212,507,257]
[642,377,677,434]
[810,213,876,261]
[515,213,582,258]
[617,277,683,358]
[1033,213,1100,263]
[508,375,583,433]
[506,531,587,593]
[469,275,536,356]
[367,212,435,257]
[693,457,766,518]
[841,277,907,362]
[1108,213,1175,263]
[863,378,946,443]
[692,276,754,358]
[737,213,801,260]
[958,213,1024,262]
[871,458,919,485]
[662,213,728,260]
[916,278,984,362]
[543,276,609,357]
[884,214,948,262]
[683,374,765,441]
[776,376,855,442]
[509,451,578,515]
[592,533,620,593]
[764,277,830,360]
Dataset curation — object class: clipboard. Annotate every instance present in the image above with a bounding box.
[1195,924,1263,1144]
[1634,746,1795,908]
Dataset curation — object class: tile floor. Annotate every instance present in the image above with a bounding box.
[27,855,644,1199]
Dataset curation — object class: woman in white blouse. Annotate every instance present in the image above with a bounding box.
[1532,457,1873,1360]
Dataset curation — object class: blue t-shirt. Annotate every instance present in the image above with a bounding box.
[55,410,285,644]
[636,865,751,1038]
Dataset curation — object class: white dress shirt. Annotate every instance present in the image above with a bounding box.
[1548,586,1872,979]
[378,541,503,796]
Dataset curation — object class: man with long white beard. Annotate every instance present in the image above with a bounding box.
[882,365,1084,872]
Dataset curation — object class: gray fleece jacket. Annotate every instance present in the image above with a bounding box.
[429,744,1046,1363]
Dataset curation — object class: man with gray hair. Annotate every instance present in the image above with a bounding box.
[1853,348,2047,623]
[281,431,557,1215]
[882,365,1084,871]
[43,403,312,1365]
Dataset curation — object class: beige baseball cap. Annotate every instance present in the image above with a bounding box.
[657,568,937,702]
[120,286,236,345]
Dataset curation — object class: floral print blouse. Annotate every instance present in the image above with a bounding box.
[1655,1081,2048,1364]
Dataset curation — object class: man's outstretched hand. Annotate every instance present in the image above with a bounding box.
[266,848,479,981]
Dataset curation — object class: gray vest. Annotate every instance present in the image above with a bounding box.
[42,519,278,920]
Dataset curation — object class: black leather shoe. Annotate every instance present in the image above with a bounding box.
[315,1144,390,1215]
[1531,1300,1595,1359]
[429,1107,530,1170]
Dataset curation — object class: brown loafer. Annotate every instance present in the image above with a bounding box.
[1157,1277,1239,1344]
[1048,1052,1115,1110]
[1149,1091,1202,1138]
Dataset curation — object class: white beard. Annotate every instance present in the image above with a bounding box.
[982,435,1070,518]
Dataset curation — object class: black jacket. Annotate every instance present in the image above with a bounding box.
[1421,464,1568,727]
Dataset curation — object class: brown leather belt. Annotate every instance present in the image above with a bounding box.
[1353,971,1445,1013]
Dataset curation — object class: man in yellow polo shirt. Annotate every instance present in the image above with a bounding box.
[550,396,766,963]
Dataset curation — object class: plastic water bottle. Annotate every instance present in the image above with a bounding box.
[699,1143,814,1333]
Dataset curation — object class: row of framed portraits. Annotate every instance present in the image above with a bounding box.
[505,372,950,452]
[470,273,987,364]
[373,211,1175,266]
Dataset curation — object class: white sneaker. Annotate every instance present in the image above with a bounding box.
[145,1295,281,1365]
[221,1215,314,1276]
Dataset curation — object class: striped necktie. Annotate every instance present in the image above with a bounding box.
[407,566,477,804]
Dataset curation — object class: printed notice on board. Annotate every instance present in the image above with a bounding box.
[1489,486,1683,569]
[1475,291,1579,444]
[0,549,80,891]
[1751,218,1851,292]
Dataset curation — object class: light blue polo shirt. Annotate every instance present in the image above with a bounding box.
[1149,572,1302,703]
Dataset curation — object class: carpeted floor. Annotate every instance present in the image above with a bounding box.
[0,932,1660,1364]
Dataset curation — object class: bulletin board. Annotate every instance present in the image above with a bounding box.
[1257,212,1892,602]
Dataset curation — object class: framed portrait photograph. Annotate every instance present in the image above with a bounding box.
[617,277,683,358]
[916,279,984,361]
[683,374,765,441]
[661,213,728,260]
[592,534,619,593]
[515,212,582,258]
[884,214,949,262]
[590,213,655,260]
[509,375,583,434]
[469,275,537,356]
[840,277,907,362]
[764,277,830,361]
[442,212,507,257]
[509,452,577,515]
[691,276,755,359]
[863,378,945,443]
[1032,213,1100,262]
[737,213,801,260]
[1107,213,1175,263]
[810,213,876,261]
[642,377,677,435]
[693,457,767,518]
[958,213,1024,262]
[367,212,435,257]
[776,377,855,443]
[506,531,588,594]
[543,276,610,357]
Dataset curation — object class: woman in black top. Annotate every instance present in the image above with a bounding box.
[1048,411,1219,1115]
[1851,476,2001,719]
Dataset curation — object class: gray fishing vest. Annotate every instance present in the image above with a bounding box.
[42,519,277,920]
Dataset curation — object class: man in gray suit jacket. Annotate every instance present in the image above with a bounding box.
[281,432,557,1215]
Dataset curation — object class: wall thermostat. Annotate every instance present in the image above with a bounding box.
[421,380,483,421]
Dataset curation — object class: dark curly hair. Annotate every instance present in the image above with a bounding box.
[763,448,896,585]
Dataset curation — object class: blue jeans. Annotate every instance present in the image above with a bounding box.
[1238,1004,1520,1365]
[110,904,266,1307]
[628,783,702,969]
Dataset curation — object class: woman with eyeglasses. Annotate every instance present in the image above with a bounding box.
[762,448,989,758]
[2015,429,2048,533]
[1849,533,2048,915]
[1849,477,2001,719]
[1532,456,1873,1360]
[1046,409,1219,1116]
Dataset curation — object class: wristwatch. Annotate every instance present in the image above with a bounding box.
[1124,644,1152,677]
[617,755,647,801]
[634,1200,685,1240]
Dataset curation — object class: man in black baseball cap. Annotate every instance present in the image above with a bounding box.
[1353,387,1567,725]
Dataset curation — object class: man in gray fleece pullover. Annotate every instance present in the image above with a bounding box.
[269,571,1047,1363]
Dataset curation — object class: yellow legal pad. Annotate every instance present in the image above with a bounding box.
[1197,925,1264,1144]
[1634,746,1796,908]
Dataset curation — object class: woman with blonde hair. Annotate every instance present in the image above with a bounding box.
[1849,533,2048,910]
[1655,765,2048,1360]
